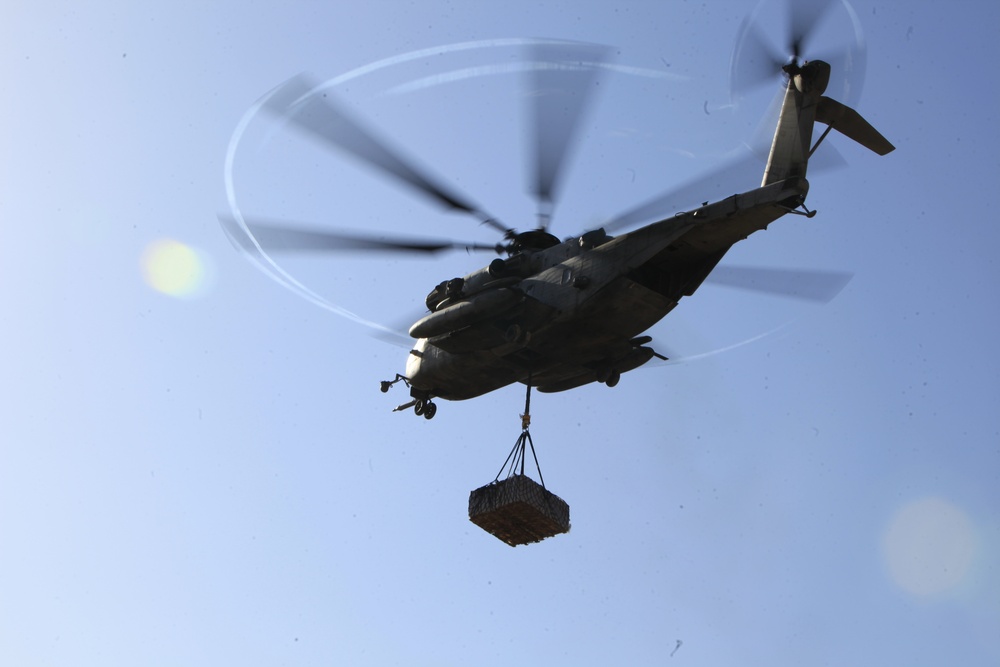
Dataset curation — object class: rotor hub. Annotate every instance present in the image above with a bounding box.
[784,59,831,96]
[507,229,561,255]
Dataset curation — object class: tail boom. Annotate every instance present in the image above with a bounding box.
[761,60,893,187]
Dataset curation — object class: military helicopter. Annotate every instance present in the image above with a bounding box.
[222,4,893,421]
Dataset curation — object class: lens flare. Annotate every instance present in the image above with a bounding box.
[141,239,212,298]
[882,496,977,597]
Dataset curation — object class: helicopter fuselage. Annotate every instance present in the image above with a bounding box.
[402,176,810,401]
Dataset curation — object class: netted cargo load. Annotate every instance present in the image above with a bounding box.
[469,474,570,546]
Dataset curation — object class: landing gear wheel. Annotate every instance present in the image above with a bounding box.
[423,402,437,420]
[414,400,426,416]
[606,370,621,387]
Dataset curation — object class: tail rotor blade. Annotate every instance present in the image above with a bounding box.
[730,18,786,101]
[732,0,864,105]
[789,0,837,59]
[812,39,867,107]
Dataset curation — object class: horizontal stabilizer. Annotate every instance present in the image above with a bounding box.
[816,97,895,156]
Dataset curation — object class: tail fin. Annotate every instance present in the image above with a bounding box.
[761,60,894,186]
[815,97,895,156]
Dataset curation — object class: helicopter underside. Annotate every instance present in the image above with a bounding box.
[406,273,679,401]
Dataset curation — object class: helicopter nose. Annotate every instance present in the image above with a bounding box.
[405,338,428,382]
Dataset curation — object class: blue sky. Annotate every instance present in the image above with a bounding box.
[2,1,998,665]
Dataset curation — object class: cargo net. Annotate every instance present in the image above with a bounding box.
[468,387,570,546]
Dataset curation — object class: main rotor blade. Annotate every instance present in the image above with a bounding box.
[221,215,501,256]
[527,41,612,228]
[706,265,852,302]
[262,74,508,234]
[599,151,759,234]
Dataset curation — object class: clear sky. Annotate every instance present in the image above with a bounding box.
[2,1,998,665]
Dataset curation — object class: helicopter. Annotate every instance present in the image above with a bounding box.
[221,7,893,421]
